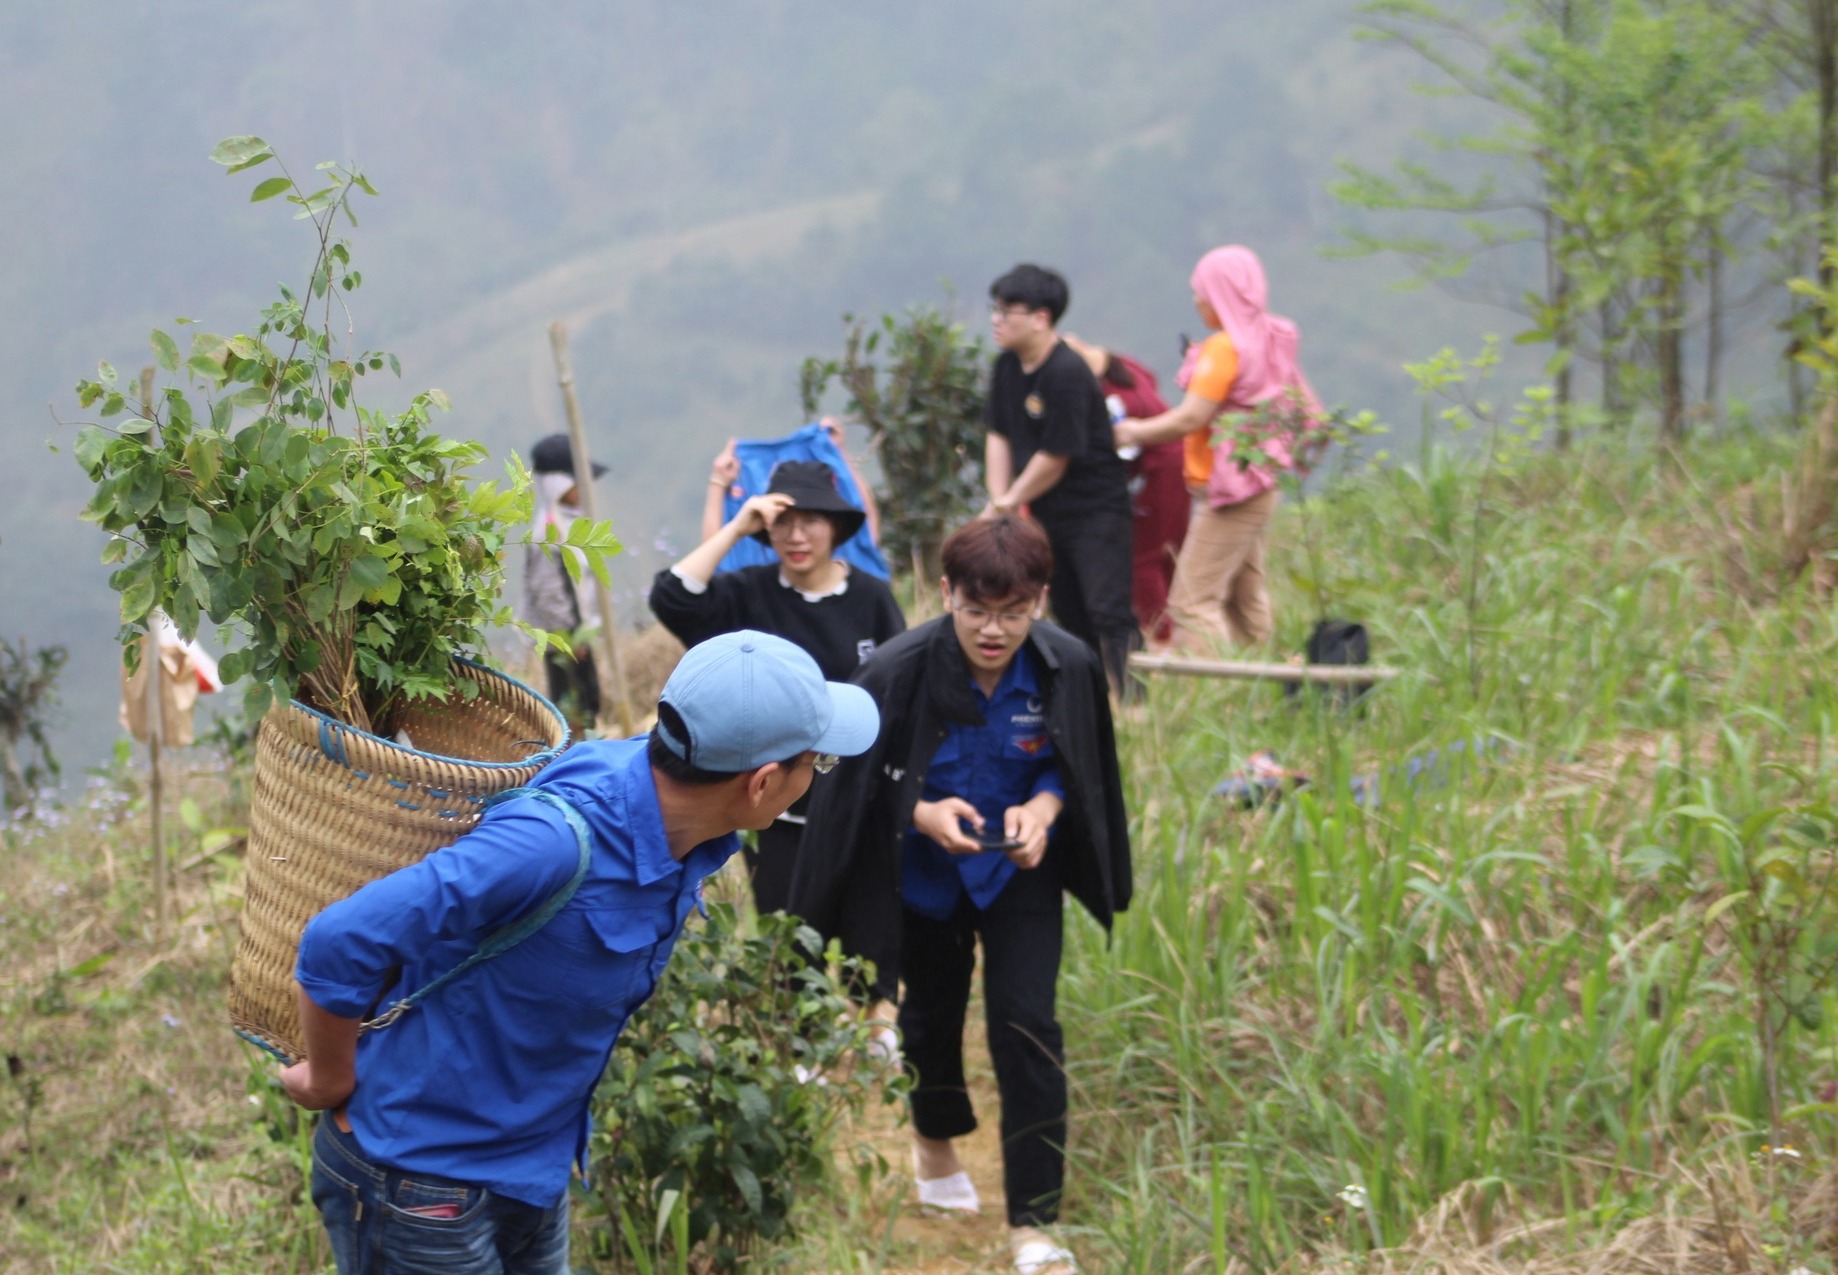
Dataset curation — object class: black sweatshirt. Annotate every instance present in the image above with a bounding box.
[647,563,906,683]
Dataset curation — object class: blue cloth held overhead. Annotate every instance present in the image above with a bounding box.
[716,423,890,579]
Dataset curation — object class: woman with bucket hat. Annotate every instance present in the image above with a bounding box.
[650,458,904,915]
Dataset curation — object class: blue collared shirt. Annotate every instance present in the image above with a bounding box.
[901,645,1063,920]
[295,738,737,1208]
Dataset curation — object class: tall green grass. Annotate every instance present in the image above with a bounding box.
[1059,432,1838,1269]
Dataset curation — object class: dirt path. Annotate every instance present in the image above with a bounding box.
[842,1010,1035,1275]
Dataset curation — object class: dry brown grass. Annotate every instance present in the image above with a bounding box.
[0,761,321,1273]
[1274,1157,1838,1274]
[612,622,686,730]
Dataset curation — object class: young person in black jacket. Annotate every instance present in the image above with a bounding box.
[649,460,904,917]
[789,514,1130,1275]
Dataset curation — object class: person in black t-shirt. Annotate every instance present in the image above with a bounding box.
[650,460,904,914]
[983,263,1139,699]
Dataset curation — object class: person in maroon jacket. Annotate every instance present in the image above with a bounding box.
[1064,335,1185,647]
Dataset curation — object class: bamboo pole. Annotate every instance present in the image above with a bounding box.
[547,322,635,736]
[1129,652,1400,685]
[139,366,168,939]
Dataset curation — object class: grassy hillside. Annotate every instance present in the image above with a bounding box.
[5,427,1836,1272]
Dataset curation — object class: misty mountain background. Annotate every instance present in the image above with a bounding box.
[0,0,1788,781]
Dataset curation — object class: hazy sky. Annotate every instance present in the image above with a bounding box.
[0,1,1786,783]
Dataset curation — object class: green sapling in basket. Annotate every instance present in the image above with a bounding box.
[70,136,621,736]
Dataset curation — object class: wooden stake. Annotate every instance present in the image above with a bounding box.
[1129,652,1401,685]
[140,366,168,940]
[546,322,635,736]
[907,543,935,622]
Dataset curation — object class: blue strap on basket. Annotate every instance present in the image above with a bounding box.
[359,787,591,1034]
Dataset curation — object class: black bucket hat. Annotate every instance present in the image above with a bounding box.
[749,460,867,547]
[530,432,609,479]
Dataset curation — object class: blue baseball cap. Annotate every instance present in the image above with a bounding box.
[656,630,879,772]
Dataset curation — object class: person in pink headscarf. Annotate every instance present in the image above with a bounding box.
[1112,246,1323,651]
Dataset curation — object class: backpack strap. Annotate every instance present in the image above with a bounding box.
[360,787,591,1034]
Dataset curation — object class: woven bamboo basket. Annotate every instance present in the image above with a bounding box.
[229,660,569,1062]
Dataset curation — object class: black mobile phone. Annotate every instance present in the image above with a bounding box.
[961,819,1023,852]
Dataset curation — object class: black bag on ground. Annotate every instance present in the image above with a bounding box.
[1286,617,1373,709]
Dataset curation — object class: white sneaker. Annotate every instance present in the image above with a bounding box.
[914,1169,979,1215]
[866,1023,902,1067]
[1013,1238,1078,1273]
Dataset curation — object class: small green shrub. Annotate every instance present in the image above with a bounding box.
[585,905,900,1272]
[0,636,67,811]
[800,305,987,584]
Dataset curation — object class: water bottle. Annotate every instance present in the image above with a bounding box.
[1108,395,1140,461]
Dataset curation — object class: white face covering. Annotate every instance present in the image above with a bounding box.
[533,471,581,535]
[531,471,598,624]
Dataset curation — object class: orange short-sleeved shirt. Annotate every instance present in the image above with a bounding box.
[1182,331,1238,489]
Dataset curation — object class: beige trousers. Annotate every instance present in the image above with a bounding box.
[1163,487,1279,652]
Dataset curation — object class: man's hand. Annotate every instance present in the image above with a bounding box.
[1002,793,1062,870]
[283,989,361,1113]
[1113,419,1140,450]
[279,1057,355,1112]
[913,797,986,855]
[731,492,794,538]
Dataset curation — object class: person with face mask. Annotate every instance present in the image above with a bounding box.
[522,433,608,730]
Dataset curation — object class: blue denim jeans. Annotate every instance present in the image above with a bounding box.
[311,1116,570,1275]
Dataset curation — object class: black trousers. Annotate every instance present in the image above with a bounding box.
[542,646,601,725]
[744,816,802,917]
[899,862,1066,1227]
[1038,508,1140,700]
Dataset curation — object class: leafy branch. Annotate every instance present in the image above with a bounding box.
[800,305,986,584]
[69,137,620,735]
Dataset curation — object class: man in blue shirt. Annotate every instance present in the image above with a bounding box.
[279,630,878,1275]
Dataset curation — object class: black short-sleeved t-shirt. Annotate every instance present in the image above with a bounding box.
[647,563,905,683]
[986,340,1131,522]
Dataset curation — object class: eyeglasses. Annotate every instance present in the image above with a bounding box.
[950,599,1036,632]
[811,752,839,774]
[769,510,830,535]
[989,303,1037,321]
